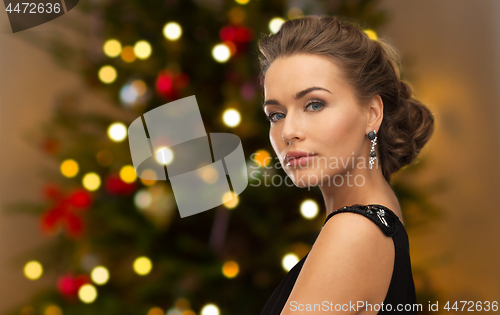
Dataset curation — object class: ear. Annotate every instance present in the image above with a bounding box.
[366,94,383,134]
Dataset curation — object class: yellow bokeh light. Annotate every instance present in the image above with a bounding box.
[103,39,122,57]
[235,0,249,4]
[253,150,271,167]
[198,165,219,184]
[24,261,43,280]
[222,191,239,209]
[147,307,164,315]
[155,147,174,165]
[134,40,152,59]
[201,303,220,315]
[44,304,62,315]
[282,253,299,271]
[163,22,182,40]
[120,165,137,183]
[182,310,196,315]
[78,284,97,303]
[98,65,117,84]
[121,46,136,62]
[300,199,319,219]
[60,159,79,178]
[133,256,152,276]
[91,266,109,285]
[212,43,231,63]
[364,29,378,41]
[269,17,285,34]
[222,108,241,127]
[107,122,127,142]
[222,260,239,278]
[140,169,157,186]
[82,172,101,191]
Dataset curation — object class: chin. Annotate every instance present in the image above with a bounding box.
[286,169,322,188]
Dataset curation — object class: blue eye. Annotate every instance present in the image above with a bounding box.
[267,112,285,123]
[266,100,325,123]
[306,101,324,111]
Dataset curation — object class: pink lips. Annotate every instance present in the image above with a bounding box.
[285,150,317,167]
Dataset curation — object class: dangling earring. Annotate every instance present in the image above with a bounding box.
[367,130,377,169]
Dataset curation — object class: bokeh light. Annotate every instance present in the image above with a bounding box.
[103,39,122,57]
[221,191,239,209]
[155,147,174,165]
[222,260,239,278]
[253,150,271,167]
[200,304,219,315]
[82,172,101,191]
[119,165,137,183]
[107,122,127,142]
[364,29,378,40]
[98,65,117,84]
[282,253,299,271]
[60,159,79,178]
[163,22,182,40]
[134,40,152,59]
[134,189,152,210]
[300,199,319,219]
[222,108,241,127]
[78,284,97,303]
[24,261,43,280]
[133,256,152,276]
[212,43,231,63]
[91,266,109,285]
[269,17,285,34]
[121,46,136,62]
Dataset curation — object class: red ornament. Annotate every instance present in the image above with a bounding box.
[220,26,236,41]
[156,70,180,100]
[105,174,136,195]
[40,186,93,238]
[68,189,92,208]
[235,27,252,42]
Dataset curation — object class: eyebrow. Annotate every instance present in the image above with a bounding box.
[262,86,332,108]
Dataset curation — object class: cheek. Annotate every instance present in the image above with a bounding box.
[269,127,283,153]
[313,108,364,153]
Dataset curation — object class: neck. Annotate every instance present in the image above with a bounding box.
[319,161,398,217]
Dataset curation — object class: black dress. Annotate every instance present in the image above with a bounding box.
[260,204,418,314]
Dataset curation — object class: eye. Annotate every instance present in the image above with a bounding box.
[305,100,325,111]
[266,100,325,123]
[266,111,285,123]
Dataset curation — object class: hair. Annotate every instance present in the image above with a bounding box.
[257,15,435,183]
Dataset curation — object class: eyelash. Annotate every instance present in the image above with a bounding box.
[266,100,325,123]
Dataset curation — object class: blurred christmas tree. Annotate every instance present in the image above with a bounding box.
[2,0,446,314]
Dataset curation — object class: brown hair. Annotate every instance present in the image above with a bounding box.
[257,15,434,183]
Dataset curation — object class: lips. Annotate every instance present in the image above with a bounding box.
[285,150,317,164]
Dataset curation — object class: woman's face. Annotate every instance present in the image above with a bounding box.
[263,54,370,187]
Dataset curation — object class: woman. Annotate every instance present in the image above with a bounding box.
[257,15,434,315]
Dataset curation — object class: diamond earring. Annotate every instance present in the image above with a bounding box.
[368,130,377,169]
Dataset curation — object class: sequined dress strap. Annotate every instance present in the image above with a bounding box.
[323,204,400,237]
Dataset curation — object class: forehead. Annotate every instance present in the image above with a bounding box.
[264,54,348,97]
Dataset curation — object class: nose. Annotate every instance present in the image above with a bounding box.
[281,111,303,145]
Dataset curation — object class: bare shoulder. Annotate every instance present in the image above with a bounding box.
[281,212,395,314]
